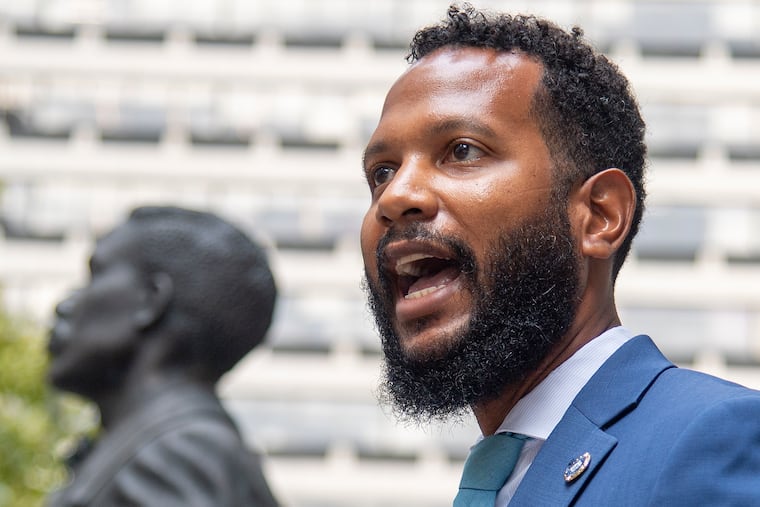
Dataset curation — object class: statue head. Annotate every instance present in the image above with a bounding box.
[48,206,277,399]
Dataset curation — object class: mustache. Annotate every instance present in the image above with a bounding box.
[375,223,435,264]
[374,223,476,276]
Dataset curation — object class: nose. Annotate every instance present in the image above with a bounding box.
[55,290,81,317]
[375,160,438,226]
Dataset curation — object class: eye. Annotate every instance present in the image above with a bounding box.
[447,142,485,163]
[370,165,396,187]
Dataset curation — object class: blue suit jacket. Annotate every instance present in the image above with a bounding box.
[509,335,760,506]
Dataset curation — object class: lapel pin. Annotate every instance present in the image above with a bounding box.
[564,452,591,483]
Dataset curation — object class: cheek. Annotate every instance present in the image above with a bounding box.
[455,180,553,234]
[72,296,139,343]
[360,215,380,273]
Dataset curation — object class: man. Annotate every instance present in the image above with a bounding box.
[46,206,279,507]
[361,5,760,506]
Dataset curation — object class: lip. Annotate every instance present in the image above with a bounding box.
[394,273,466,324]
[47,322,69,356]
[380,240,457,274]
[47,335,63,356]
[379,240,464,323]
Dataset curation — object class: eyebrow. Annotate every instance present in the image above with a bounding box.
[362,117,498,170]
[428,117,498,140]
[362,141,388,171]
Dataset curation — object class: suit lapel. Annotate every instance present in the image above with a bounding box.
[509,405,617,506]
[509,335,675,506]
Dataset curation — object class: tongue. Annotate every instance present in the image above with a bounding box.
[407,265,460,297]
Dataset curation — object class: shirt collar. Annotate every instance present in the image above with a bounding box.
[495,326,635,440]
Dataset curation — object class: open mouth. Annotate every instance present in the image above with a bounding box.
[394,252,461,300]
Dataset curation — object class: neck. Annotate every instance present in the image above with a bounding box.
[95,368,206,430]
[472,303,621,436]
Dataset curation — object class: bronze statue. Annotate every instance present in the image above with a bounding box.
[46,206,279,507]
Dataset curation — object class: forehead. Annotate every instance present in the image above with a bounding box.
[364,47,548,166]
[91,222,144,267]
[380,46,543,122]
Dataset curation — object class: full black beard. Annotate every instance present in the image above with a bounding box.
[364,205,580,423]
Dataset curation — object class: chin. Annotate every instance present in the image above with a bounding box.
[47,362,66,387]
[49,375,79,395]
[48,365,98,399]
[395,320,467,363]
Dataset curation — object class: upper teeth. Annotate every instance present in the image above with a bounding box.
[395,253,447,276]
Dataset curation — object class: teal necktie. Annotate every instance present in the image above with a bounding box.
[454,432,528,507]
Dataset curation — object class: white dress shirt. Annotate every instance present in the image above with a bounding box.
[481,326,636,506]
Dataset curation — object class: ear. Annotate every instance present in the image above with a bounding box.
[134,272,174,331]
[572,168,636,260]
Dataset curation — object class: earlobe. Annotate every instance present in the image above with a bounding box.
[576,168,636,260]
[134,272,174,330]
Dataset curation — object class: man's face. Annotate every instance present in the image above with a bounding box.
[360,48,580,419]
[48,224,146,398]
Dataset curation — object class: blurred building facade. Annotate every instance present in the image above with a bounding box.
[1,1,759,506]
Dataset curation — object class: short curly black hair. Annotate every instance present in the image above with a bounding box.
[408,4,647,278]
